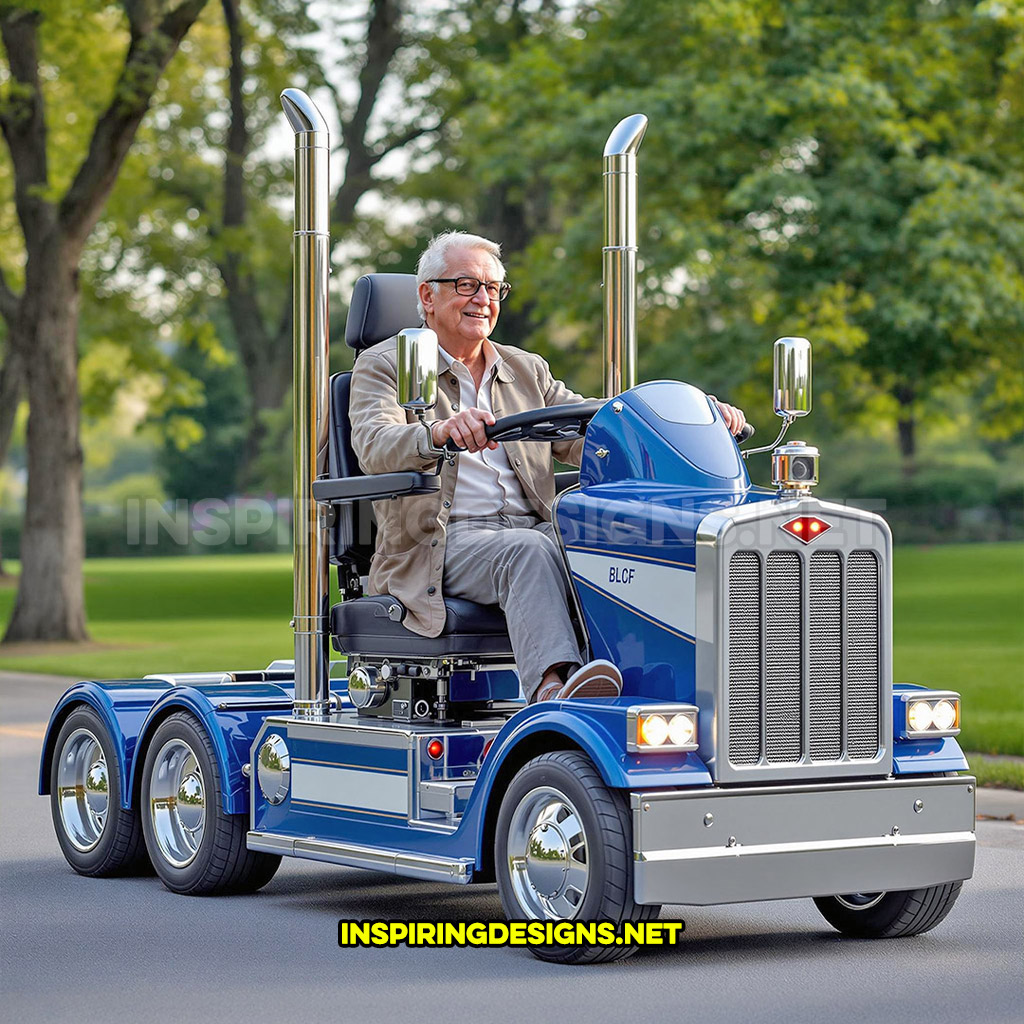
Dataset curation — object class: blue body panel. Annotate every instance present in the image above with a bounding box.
[40,679,297,814]
[252,697,713,871]
[556,382,776,702]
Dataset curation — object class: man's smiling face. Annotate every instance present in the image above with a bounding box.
[419,246,503,353]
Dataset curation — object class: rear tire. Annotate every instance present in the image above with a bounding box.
[814,882,963,938]
[50,706,150,877]
[141,711,280,895]
[495,750,660,964]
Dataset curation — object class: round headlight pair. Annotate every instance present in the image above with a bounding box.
[635,710,697,750]
[907,698,958,735]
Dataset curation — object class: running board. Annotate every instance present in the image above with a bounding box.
[247,830,474,884]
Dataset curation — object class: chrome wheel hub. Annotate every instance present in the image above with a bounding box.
[149,739,206,868]
[507,787,589,919]
[57,729,109,852]
[835,892,886,911]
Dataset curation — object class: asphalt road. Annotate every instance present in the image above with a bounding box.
[2,671,1021,1024]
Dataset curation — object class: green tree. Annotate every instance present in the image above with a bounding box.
[402,0,1024,467]
[0,0,208,642]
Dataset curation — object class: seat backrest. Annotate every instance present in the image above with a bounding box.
[328,273,422,591]
[345,273,422,350]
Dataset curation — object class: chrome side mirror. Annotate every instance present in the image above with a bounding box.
[396,328,439,416]
[741,336,813,461]
[773,337,811,418]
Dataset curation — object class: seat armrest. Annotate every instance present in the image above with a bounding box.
[313,472,440,504]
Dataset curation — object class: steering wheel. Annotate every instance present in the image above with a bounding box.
[443,400,606,452]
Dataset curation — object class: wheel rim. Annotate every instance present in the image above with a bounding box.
[149,738,206,868]
[57,728,110,852]
[506,786,589,920]
[835,892,886,910]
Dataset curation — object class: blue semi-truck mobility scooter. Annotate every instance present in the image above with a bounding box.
[39,91,975,964]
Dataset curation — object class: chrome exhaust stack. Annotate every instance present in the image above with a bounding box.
[281,88,331,718]
[602,114,648,398]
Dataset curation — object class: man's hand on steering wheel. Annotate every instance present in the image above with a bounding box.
[430,407,498,453]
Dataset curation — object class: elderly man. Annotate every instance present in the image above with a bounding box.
[349,231,747,703]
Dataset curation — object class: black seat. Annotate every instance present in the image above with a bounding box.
[331,596,512,656]
[327,273,514,658]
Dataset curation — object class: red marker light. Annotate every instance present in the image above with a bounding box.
[427,739,444,760]
[780,516,832,544]
[481,739,494,761]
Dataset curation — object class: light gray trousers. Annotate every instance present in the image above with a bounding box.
[443,514,583,699]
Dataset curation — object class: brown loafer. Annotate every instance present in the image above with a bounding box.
[531,660,623,702]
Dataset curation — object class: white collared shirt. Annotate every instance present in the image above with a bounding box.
[438,342,532,519]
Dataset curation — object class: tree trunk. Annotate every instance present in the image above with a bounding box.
[893,384,916,478]
[3,246,87,641]
[0,345,23,578]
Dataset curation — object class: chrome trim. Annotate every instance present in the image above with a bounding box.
[743,337,811,460]
[602,113,648,398]
[505,786,590,919]
[899,690,962,739]
[246,831,474,884]
[347,666,387,709]
[256,734,291,805]
[396,328,440,413]
[639,831,977,862]
[626,704,699,753]
[148,737,207,869]
[772,440,819,494]
[773,336,812,417]
[56,728,109,852]
[143,672,234,686]
[834,891,886,910]
[282,87,332,718]
[696,497,893,783]
[631,776,975,906]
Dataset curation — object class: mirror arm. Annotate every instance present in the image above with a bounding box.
[741,414,795,460]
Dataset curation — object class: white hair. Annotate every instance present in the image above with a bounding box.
[415,231,505,319]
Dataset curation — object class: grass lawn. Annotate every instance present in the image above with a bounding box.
[891,543,1023,757]
[1,543,1021,756]
[0,555,299,679]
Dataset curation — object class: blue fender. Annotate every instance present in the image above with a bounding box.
[39,680,174,806]
[130,684,294,815]
[457,700,712,867]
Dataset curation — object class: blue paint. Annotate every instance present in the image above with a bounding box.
[579,382,750,491]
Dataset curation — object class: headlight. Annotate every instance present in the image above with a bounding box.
[627,705,699,753]
[640,714,669,746]
[908,700,933,733]
[901,691,961,738]
[932,699,958,732]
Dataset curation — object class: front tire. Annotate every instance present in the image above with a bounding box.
[495,750,659,964]
[141,711,280,895]
[814,882,963,938]
[50,706,149,877]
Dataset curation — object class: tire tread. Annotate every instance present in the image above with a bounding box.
[496,749,661,965]
[142,711,280,896]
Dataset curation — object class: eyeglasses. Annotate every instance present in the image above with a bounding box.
[429,277,511,301]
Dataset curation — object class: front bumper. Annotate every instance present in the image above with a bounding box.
[632,776,975,906]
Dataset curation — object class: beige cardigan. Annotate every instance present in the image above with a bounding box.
[348,336,586,637]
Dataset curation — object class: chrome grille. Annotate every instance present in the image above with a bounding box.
[728,553,761,765]
[846,551,881,758]
[765,552,801,762]
[726,547,881,768]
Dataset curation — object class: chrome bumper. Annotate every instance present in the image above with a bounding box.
[632,776,975,906]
